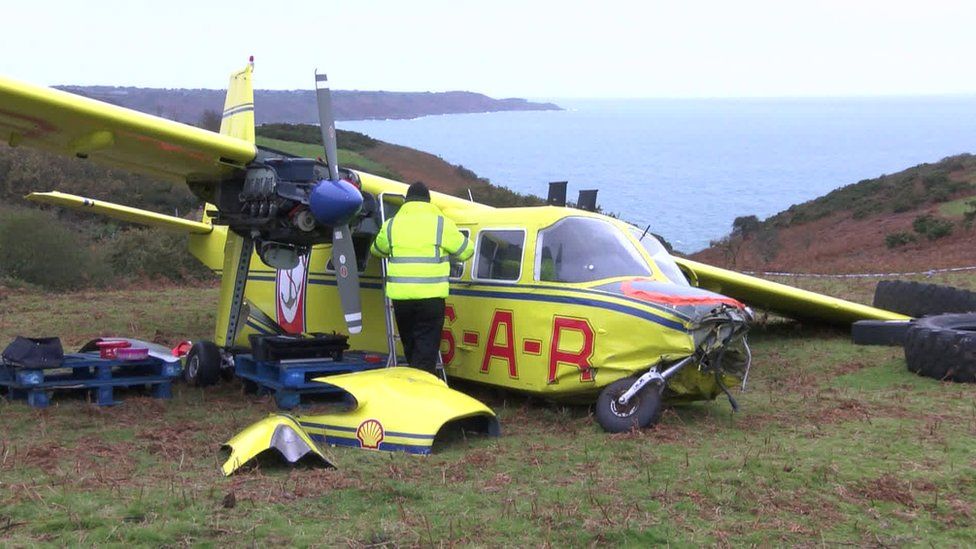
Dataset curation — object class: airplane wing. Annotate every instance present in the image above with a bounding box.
[26,191,212,234]
[674,257,910,323]
[0,76,256,183]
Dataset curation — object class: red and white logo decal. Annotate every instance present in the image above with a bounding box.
[275,254,309,334]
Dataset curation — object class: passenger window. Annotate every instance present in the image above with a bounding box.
[450,229,470,279]
[475,230,525,281]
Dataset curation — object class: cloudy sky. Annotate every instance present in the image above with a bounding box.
[3,0,975,98]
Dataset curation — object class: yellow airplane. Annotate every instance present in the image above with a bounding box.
[0,60,908,466]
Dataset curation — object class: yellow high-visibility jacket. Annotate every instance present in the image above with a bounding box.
[370,200,474,300]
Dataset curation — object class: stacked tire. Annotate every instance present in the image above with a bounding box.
[873,280,976,317]
[868,280,976,383]
[903,314,976,383]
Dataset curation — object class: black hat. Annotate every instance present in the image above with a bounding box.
[406,181,431,202]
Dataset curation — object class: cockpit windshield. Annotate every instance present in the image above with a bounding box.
[627,226,689,286]
[535,217,651,283]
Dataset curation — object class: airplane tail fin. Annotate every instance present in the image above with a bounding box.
[219,58,255,143]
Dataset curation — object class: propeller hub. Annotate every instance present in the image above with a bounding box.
[309,179,363,227]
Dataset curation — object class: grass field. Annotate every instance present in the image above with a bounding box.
[1,279,974,546]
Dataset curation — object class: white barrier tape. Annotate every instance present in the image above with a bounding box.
[741,265,976,279]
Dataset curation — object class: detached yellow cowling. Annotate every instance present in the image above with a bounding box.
[301,368,499,453]
[221,368,500,474]
[220,414,335,476]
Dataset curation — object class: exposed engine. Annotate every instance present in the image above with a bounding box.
[205,155,377,269]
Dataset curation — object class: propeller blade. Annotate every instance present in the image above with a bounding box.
[332,224,363,334]
[314,71,340,181]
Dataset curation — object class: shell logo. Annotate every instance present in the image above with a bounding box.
[356,419,385,449]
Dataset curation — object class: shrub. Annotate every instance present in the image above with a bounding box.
[912,214,954,240]
[921,172,949,189]
[732,215,760,235]
[963,200,976,229]
[755,227,780,263]
[885,232,917,249]
[106,228,214,281]
[0,208,112,290]
[890,194,915,213]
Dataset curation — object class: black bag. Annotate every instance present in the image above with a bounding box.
[1,336,64,368]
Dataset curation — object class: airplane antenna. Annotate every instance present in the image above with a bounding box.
[639,224,651,242]
[467,188,474,202]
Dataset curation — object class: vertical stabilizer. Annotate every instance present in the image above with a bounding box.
[219,58,255,143]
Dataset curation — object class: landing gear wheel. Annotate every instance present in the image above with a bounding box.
[595,377,662,433]
[184,341,222,388]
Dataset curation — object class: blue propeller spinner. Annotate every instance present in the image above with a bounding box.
[309,178,362,227]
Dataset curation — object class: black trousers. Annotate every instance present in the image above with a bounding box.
[392,297,445,374]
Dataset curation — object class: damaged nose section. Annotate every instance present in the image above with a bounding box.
[221,414,335,476]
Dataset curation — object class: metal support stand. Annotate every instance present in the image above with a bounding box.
[378,194,402,368]
[224,234,254,347]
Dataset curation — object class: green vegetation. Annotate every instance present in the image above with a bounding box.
[0,207,211,290]
[255,124,546,208]
[912,214,954,240]
[255,136,397,180]
[731,214,760,235]
[884,231,917,249]
[0,279,973,546]
[453,165,546,208]
[939,196,976,217]
[0,143,213,288]
[0,144,199,216]
[106,229,213,282]
[760,154,976,229]
[0,207,111,290]
[256,124,379,152]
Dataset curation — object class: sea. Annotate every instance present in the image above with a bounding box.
[343,97,976,253]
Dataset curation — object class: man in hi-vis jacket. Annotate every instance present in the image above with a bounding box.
[370,182,474,374]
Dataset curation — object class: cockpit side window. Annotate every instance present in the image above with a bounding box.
[535,217,650,283]
[474,230,525,282]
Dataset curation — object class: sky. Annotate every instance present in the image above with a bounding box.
[2,0,976,99]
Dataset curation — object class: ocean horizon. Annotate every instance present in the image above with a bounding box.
[343,96,976,253]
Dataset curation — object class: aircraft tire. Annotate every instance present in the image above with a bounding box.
[184,340,222,387]
[851,320,912,346]
[595,377,662,433]
[903,314,976,383]
[874,280,976,317]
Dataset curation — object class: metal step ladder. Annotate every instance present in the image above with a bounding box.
[377,193,447,383]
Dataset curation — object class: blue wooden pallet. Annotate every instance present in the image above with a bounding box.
[235,352,385,410]
[0,352,181,408]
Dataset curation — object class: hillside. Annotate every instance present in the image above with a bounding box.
[692,154,976,273]
[257,124,544,208]
[57,86,562,125]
